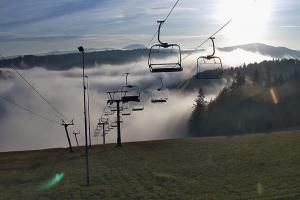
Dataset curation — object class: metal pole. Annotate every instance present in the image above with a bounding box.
[79,46,90,186]
[116,101,122,147]
[64,124,73,152]
[74,133,79,147]
[85,76,92,147]
[102,124,106,145]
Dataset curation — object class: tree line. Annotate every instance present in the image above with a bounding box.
[189,59,300,137]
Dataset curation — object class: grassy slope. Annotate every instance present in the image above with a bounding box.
[0,131,299,200]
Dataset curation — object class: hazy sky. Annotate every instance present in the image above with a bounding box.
[1,0,300,56]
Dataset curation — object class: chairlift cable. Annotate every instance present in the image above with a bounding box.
[164,0,180,22]
[0,54,69,121]
[0,95,60,125]
[181,19,232,62]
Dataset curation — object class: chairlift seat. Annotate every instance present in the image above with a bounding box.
[151,99,168,103]
[132,107,144,111]
[122,109,131,116]
[150,65,183,73]
[195,71,222,80]
[122,95,140,102]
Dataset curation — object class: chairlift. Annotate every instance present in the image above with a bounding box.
[151,77,168,103]
[101,132,109,136]
[106,123,114,130]
[112,116,123,124]
[98,123,110,133]
[104,126,111,132]
[195,37,223,79]
[111,122,118,128]
[100,115,109,124]
[122,102,132,116]
[94,126,101,136]
[108,101,123,112]
[121,73,141,103]
[148,20,182,73]
[110,116,123,127]
[104,106,114,116]
[132,101,144,111]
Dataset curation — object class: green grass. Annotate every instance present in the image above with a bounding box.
[0,131,300,199]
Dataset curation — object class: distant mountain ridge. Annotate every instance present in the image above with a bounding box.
[123,44,147,50]
[1,43,300,71]
[220,43,300,59]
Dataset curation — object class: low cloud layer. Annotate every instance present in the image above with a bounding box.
[0,49,277,152]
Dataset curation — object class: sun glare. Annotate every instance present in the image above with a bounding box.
[216,0,273,44]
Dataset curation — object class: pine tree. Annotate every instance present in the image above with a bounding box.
[253,68,260,84]
[189,88,207,136]
[232,71,246,89]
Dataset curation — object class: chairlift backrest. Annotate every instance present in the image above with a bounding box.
[195,37,223,80]
[111,122,118,127]
[151,77,168,103]
[121,73,141,102]
[100,115,109,123]
[108,101,123,112]
[104,106,114,116]
[122,102,132,116]
[113,116,123,123]
[132,101,144,111]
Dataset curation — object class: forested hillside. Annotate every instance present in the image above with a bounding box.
[189,59,300,136]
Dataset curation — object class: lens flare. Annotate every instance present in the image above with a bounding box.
[270,88,279,104]
[257,182,264,196]
[40,173,64,190]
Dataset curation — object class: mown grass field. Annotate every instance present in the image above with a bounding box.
[0,131,299,199]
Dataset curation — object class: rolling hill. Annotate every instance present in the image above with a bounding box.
[0,131,299,199]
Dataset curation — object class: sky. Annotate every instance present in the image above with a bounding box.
[1,0,300,56]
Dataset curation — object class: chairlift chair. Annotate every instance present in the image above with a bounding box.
[111,116,123,127]
[121,73,141,103]
[195,37,223,79]
[104,106,114,116]
[106,123,114,130]
[101,132,109,136]
[100,115,110,124]
[104,125,111,132]
[111,122,118,128]
[122,102,132,116]
[112,116,123,124]
[94,126,101,136]
[98,124,110,134]
[132,101,144,111]
[151,77,168,103]
[148,21,182,73]
[108,101,123,112]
